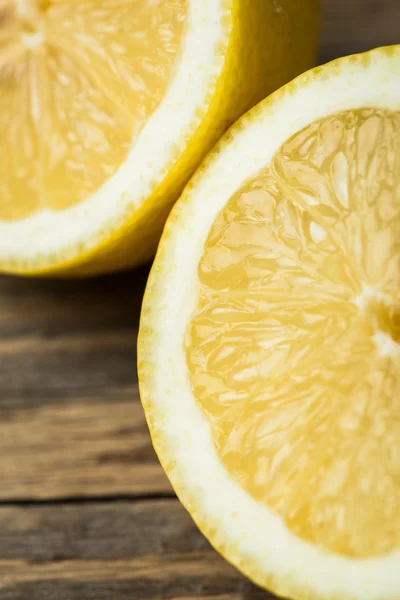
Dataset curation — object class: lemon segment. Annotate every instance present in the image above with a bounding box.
[0,0,186,220]
[186,107,400,559]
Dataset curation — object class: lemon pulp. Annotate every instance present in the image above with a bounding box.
[186,108,400,559]
[0,0,186,220]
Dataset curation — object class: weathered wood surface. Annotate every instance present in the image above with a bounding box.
[0,1,398,598]
[321,0,400,62]
[0,269,171,501]
[0,500,269,600]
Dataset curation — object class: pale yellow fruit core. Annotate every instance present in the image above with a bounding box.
[0,0,186,220]
[186,108,400,559]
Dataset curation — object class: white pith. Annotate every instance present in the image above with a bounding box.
[141,48,400,599]
[0,1,227,262]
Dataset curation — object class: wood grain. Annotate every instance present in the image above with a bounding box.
[0,271,145,394]
[0,270,172,500]
[0,500,270,600]
[0,391,171,500]
[321,0,400,62]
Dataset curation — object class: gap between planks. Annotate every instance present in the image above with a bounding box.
[0,492,176,507]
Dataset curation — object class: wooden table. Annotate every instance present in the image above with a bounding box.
[0,2,398,598]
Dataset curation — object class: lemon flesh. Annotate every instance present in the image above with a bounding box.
[186,107,400,559]
[0,0,186,220]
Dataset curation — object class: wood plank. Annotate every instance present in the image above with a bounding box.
[321,0,400,62]
[0,271,172,499]
[0,271,146,394]
[0,391,171,500]
[0,499,271,600]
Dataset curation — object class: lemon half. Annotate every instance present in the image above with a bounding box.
[139,47,400,600]
[0,0,319,276]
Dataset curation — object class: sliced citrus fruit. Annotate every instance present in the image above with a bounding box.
[0,0,319,276]
[139,46,400,600]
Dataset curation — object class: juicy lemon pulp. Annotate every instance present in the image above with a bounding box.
[186,108,400,559]
[0,0,186,220]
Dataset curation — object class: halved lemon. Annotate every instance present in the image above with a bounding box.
[139,46,400,600]
[0,0,319,276]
